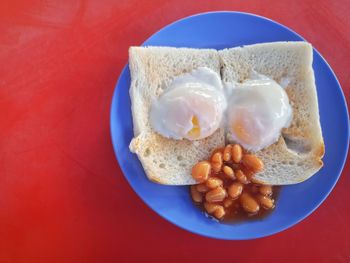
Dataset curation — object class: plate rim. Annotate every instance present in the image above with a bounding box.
[110,11,350,240]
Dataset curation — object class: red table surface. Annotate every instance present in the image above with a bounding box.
[1,0,349,262]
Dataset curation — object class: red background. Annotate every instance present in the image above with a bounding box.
[1,0,349,262]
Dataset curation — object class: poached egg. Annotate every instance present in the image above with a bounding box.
[150,67,226,140]
[226,76,292,152]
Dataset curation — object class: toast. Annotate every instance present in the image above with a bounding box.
[129,47,224,185]
[220,42,324,184]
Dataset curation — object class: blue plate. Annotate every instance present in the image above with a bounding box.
[110,12,349,240]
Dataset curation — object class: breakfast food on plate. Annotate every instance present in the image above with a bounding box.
[129,42,324,187]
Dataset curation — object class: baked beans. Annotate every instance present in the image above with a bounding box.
[191,144,277,221]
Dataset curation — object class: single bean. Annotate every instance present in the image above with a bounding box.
[223,144,232,162]
[206,177,223,189]
[205,187,227,202]
[242,154,264,173]
[196,183,209,193]
[240,192,260,214]
[204,202,220,213]
[232,144,243,163]
[228,182,243,200]
[259,185,273,196]
[223,165,235,180]
[213,206,225,219]
[190,185,202,202]
[235,169,249,184]
[191,161,211,182]
[257,195,275,209]
[211,152,223,173]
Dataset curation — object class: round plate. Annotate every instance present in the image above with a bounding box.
[110,12,349,240]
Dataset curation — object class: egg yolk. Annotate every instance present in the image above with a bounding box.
[231,113,260,146]
[187,116,201,139]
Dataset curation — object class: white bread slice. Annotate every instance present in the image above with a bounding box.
[129,46,225,185]
[220,41,324,185]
